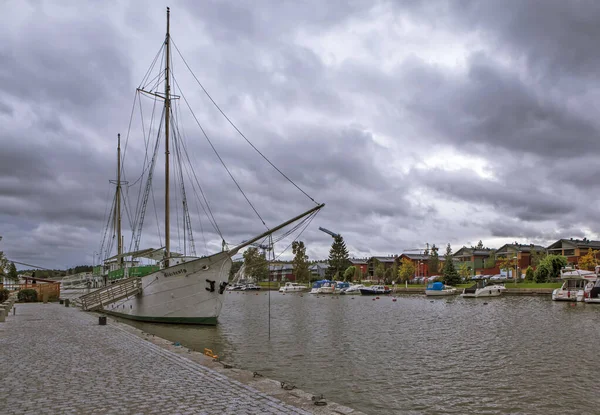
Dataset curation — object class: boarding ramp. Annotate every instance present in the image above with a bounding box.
[78,277,142,311]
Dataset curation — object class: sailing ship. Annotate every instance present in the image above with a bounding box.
[91,8,323,324]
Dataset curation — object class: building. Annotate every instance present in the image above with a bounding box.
[452,247,492,276]
[268,263,294,282]
[495,243,546,276]
[398,253,432,277]
[349,258,368,275]
[546,238,600,265]
[309,263,329,280]
[367,256,397,277]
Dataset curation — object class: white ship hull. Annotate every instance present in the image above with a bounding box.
[461,285,505,298]
[104,252,232,325]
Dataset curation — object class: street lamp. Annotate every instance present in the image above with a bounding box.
[513,255,518,285]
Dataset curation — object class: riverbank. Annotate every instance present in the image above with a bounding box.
[0,302,364,414]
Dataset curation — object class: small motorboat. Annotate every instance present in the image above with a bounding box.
[309,280,336,294]
[461,280,505,298]
[425,281,457,296]
[241,283,261,291]
[359,285,391,295]
[226,284,244,291]
[279,282,308,293]
[341,284,365,295]
[553,267,597,302]
[584,275,600,303]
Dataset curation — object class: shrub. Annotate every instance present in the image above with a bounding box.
[18,289,38,303]
[0,288,10,302]
[525,266,534,282]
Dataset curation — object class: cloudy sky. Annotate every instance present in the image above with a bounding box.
[2,0,600,269]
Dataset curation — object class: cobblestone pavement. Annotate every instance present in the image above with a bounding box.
[0,303,313,415]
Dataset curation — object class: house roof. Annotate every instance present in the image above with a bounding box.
[309,263,329,270]
[453,247,493,257]
[496,243,546,254]
[369,256,397,263]
[400,253,429,260]
[547,238,600,251]
[349,258,368,265]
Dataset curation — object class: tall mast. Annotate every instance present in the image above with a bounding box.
[117,133,123,266]
[164,7,171,266]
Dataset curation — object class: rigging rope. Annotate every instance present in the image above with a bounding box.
[171,37,318,205]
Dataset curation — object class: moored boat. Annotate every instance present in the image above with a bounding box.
[359,285,391,295]
[309,280,335,294]
[279,282,307,293]
[461,280,505,298]
[552,267,597,302]
[341,284,365,295]
[425,281,457,296]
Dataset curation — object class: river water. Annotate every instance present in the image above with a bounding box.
[121,292,600,414]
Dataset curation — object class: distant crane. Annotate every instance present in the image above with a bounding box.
[318,227,340,238]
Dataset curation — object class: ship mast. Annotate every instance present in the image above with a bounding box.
[117,133,123,267]
[164,7,171,266]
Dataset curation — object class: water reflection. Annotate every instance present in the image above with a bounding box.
[120,292,600,414]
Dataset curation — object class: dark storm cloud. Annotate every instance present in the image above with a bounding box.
[3,0,600,268]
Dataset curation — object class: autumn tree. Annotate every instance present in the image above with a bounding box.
[578,248,598,271]
[325,235,351,280]
[458,262,471,280]
[428,244,440,274]
[443,244,461,286]
[398,257,416,283]
[496,256,517,278]
[243,247,269,282]
[292,241,310,283]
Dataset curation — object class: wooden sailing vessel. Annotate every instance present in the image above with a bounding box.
[92,8,323,324]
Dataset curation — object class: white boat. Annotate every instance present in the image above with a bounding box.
[461,280,506,298]
[279,282,307,293]
[552,267,597,302]
[240,283,261,291]
[341,284,365,295]
[309,280,335,294]
[584,272,600,303]
[94,8,324,325]
[425,281,457,296]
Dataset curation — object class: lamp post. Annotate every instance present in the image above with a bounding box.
[513,255,518,285]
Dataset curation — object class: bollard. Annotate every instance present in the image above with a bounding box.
[59,299,64,305]
[13,306,15,315]
[0,308,5,323]
[64,299,70,307]
[99,316,107,325]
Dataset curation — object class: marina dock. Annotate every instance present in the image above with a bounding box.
[0,303,364,415]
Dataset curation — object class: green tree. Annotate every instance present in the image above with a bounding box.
[476,240,484,250]
[374,262,385,282]
[428,244,440,274]
[292,241,310,283]
[443,244,461,285]
[484,249,496,268]
[243,247,269,282]
[578,248,598,271]
[343,266,356,282]
[325,235,351,280]
[530,247,546,268]
[398,257,416,283]
[525,266,534,281]
[534,255,567,283]
[8,262,18,281]
[229,261,243,281]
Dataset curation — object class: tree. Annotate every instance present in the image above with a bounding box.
[243,247,269,282]
[496,256,517,278]
[325,235,351,280]
[8,262,18,281]
[530,247,546,268]
[458,262,471,280]
[525,266,534,281]
[534,255,567,283]
[428,244,440,274]
[484,249,496,269]
[229,261,243,281]
[374,262,385,282]
[384,266,395,283]
[353,266,361,282]
[443,244,461,285]
[476,240,484,250]
[578,248,598,271]
[292,241,310,283]
[343,266,356,282]
[398,257,416,283]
